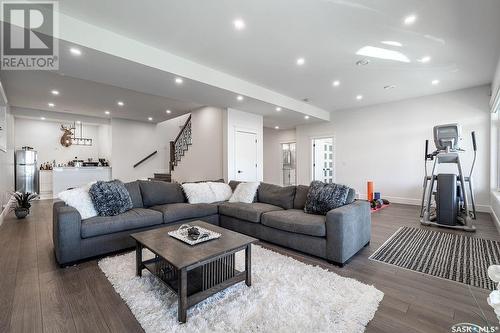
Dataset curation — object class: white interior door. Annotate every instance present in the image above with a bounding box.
[312,137,334,183]
[235,130,257,181]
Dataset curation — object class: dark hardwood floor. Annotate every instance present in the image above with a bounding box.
[1,200,498,332]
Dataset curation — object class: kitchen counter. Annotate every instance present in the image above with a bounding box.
[52,167,112,196]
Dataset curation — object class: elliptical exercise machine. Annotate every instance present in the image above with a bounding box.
[420,123,477,231]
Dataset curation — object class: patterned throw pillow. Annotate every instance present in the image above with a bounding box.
[304,181,351,215]
[89,180,133,216]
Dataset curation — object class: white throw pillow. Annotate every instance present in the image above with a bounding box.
[229,182,260,203]
[208,182,232,202]
[57,184,97,220]
[182,182,216,204]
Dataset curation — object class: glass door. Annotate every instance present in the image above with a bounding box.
[312,137,334,183]
[281,142,296,186]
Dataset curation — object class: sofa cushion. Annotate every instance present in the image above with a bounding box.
[261,209,326,237]
[125,181,143,208]
[258,182,296,209]
[229,182,260,203]
[81,208,163,238]
[305,181,351,215]
[150,203,218,224]
[218,202,283,223]
[228,180,241,192]
[89,180,133,216]
[346,188,356,204]
[293,185,309,210]
[139,180,186,207]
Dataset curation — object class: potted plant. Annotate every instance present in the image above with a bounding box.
[11,192,38,219]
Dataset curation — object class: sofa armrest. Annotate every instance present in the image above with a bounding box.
[52,201,82,265]
[325,200,371,264]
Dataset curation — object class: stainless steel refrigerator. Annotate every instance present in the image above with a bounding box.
[15,149,39,194]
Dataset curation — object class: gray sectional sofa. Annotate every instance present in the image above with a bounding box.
[53,180,371,267]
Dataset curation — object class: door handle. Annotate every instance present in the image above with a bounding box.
[237,170,243,173]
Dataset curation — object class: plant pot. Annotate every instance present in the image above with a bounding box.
[14,207,29,219]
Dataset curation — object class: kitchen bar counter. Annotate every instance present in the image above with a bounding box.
[52,167,112,196]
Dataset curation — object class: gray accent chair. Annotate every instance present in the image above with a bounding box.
[53,180,371,267]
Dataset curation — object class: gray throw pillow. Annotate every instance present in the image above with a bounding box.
[304,181,351,215]
[89,180,133,216]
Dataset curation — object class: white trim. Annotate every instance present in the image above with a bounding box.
[0,194,15,226]
[0,80,8,105]
[490,206,500,234]
[357,192,491,213]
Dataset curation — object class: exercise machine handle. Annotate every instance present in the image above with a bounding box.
[471,131,477,151]
[425,140,429,159]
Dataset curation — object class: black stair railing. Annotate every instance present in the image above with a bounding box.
[133,151,158,168]
[170,115,192,172]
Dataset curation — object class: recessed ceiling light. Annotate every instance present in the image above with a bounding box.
[40,117,46,120]
[48,103,55,107]
[356,46,410,63]
[51,90,59,95]
[233,18,245,30]
[384,85,396,90]
[166,109,172,114]
[381,41,403,47]
[274,126,280,130]
[117,101,124,106]
[175,77,183,84]
[304,115,310,119]
[431,79,440,85]
[236,95,244,101]
[332,80,340,87]
[404,14,417,25]
[148,117,153,121]
[418,56,431,63]
[275,107,282,112]
[70,47,82,56]
[104,110,110,115]
[356,95,363,100]
[296,57,305,66]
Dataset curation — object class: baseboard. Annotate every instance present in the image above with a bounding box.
[0,194,15,226]
[490,206,500,234]
[357,193,491,213]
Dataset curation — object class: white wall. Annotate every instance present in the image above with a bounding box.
[110,115,188,182]
[171,107,224,183]
[14,117,102,165]
[295,85,491,210]
[0,107,15,221]
[223,108,263,182]
[263,127,296,185]
[98,124,112,161]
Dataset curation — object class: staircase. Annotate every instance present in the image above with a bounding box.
[169,115,192,172]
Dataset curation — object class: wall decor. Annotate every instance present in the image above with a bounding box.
[60,124,74,147]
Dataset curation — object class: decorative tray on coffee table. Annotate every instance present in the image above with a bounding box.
[168,225,221,245]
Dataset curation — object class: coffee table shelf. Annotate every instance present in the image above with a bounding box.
[131,221,257,323]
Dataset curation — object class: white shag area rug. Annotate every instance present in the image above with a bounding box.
[98,245,383,333]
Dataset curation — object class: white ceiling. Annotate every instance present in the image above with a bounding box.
[2,0,500,129]
[59,0,500,111]
[0,70,201,123]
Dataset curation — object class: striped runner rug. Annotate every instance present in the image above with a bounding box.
[369,226,500,290]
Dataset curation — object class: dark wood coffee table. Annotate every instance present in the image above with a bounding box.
[131,221,257,323]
